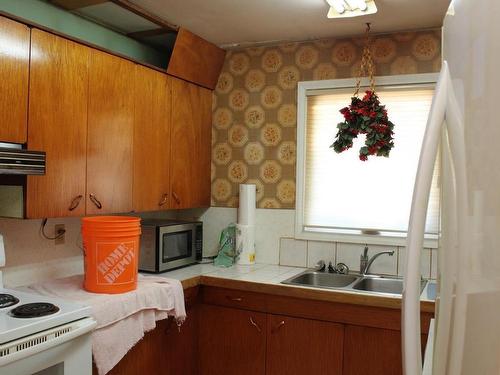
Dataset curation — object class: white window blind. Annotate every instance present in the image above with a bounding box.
[302,83,439,242]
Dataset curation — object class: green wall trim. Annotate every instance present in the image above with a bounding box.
[0,0,166,68]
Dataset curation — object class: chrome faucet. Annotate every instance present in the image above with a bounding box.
[360,246,395,275]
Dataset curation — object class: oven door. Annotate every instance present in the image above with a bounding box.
[158,224,196,272]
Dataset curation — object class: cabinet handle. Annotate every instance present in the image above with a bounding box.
[272,320,285,333]
[249,317,261,333]
[158,193,168,206]
[226,296,242,302]
[89,193,102,209]
[172,191,181,204]
[68,195,83,211]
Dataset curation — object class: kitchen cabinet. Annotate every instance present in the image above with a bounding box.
[199,304,267,375]
[343,325,403,375]
[0,16,30,143]
[97,287,199,375]
[27,29,89,218]
[167,28,226,90]
[87,49,135,215]
[266,314,344,375]
[170,78,212,209]
[1,19,212,217]
[163,305,199,375]
[343,325,428,375]
[103,283,433,375]
[200,286,433,375]
[133,65,172,212]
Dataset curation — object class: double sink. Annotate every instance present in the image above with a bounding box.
[282,270,427,296]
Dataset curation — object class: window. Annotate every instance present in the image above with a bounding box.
[296,74,439,247]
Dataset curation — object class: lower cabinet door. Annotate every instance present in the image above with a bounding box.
[199,304,266,375]
[343,325,403,375]
[97,305,198,375]
[163,305,198,375]
[266,314,344,375]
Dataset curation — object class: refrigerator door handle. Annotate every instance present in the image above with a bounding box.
[402,62,450,375]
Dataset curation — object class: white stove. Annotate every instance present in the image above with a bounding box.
[0,288,92,344]
[0,234,96,375]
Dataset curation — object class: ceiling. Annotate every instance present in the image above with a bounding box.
[128,0,451,48]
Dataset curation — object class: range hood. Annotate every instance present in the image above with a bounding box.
[0,143,45,175]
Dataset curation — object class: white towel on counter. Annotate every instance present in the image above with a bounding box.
[26,274,186,375]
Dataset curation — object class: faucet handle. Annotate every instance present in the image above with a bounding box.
[315,260,326,272]
[328,261,335,273]
[335,262,349,275]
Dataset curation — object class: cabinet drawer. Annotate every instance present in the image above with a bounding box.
[202,287,267,312]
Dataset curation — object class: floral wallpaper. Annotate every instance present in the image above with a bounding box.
[211,29,442,209]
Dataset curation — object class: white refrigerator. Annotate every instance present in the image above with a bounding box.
[402,0,500,374]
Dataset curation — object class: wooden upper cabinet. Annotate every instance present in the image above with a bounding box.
[169,78,212,209]
[167,28,226,90]
[266,314,344,375]
[27,29,89,219]
[87,50,135,215]
[195,86,212,207]
[133,65,171,212]
[0,16,30,143]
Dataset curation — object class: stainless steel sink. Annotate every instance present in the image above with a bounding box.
[352,276,427,295]
[352,277,404,295]
[282,271,358,289]
[282,269,427,297]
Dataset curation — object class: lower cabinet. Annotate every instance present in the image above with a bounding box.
[99,286,432,375]
[199,304,267,375]
[94,290,199,375]
[343,325,403,375]
[198,306,345,375]
[266,314,344,375]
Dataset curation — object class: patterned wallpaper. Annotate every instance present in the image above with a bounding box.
[211,29,442,209]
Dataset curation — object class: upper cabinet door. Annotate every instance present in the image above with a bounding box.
[170,78,212,209]
[133,65,171,212]
[0,16,29,143]
[195,86,212,207]
[27,30,89,219]
[87,50,135,215]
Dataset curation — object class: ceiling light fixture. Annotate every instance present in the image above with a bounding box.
[325,0,377,18]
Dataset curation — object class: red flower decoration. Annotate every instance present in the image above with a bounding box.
[331,90,395,161]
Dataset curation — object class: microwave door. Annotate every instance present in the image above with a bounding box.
[159,225,194,271]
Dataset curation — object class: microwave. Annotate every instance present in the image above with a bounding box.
[139,219,203,273]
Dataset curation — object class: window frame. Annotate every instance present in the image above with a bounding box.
[295,73,439,248]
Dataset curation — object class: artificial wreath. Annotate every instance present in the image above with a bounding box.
[331,23,395,161]
[331,90,394,161]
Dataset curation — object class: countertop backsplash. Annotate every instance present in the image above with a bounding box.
[0,207,437,286]
[0,207,436,287]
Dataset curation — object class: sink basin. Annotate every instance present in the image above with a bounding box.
[282,271,358,289]
[281,269,428,297]
[352,276,427,296]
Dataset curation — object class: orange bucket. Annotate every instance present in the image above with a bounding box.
[81,216,141,294]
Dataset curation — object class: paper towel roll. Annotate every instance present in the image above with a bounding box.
[238,184,256,226]
[236,224,255,265]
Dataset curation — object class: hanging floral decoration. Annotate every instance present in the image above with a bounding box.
[331,24,395,161]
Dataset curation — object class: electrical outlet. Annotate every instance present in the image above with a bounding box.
[55,224,65,245]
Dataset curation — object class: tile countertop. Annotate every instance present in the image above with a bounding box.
[145,263,436,313]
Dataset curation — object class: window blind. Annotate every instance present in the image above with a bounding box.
[304,85,439,237]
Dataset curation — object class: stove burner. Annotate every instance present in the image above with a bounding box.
[0,293,19,309]
[10,302,59,318]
